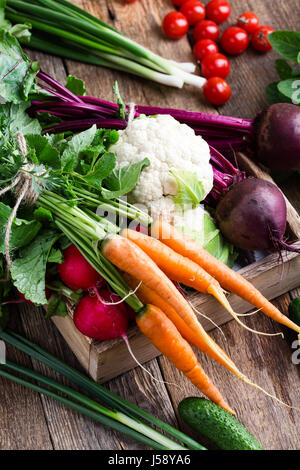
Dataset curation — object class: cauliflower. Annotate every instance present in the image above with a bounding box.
[110,114,213,220]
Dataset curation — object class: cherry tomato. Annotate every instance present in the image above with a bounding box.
[180,0,206,26]
[162,11,189,39]
[251,25,274,52]
[193,39,219,61]
[171,0,188,5]
[201,52,230,78]
[124,0,137,2]
[221,26,249,54]
[237,11,259,34]
[206,0,231,24]
[193,19,219,42]
[203,77,231,105]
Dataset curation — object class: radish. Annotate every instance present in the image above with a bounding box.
[74,291,129,341]
[57,244,105,290]
[73,290,180,387]
[215,178,300,253]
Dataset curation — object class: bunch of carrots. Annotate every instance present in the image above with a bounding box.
[101,219,300,414]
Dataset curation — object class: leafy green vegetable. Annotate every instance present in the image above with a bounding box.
[268,31,300,63]
[10,230,60,305]
[0,102,41,136]
[83,152,116,190]
[278,78,300,102]
[170,169,206,209]
[0,202,42,254]
[265,82,291,105]
[266,31,300,106]
[0,30,39,104]
[176,209,237,267]
[47,247,63,264]
[103,158,150,199]
[65,75,86,96]
[275,59,294,80]
[25,134,60,169]
[61,125,98,171]
[44,295,67,318]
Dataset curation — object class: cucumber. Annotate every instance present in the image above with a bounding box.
[288,298,300,327]
[178,397,263,450]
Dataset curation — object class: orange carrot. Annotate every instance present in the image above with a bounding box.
[102,234,238,373]
[136,304,234,414]
[122,228,234,316]
[124,272,233,359]
[152,219,300,334]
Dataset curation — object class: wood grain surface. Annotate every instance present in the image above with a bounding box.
[0,0,299,451]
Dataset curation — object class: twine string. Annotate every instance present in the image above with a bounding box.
[0,132,39,282]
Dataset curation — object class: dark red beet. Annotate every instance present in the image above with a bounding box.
[57,244,105,290]
[256,103,300,171]
[74,292,129,340]
[216,178,300,253]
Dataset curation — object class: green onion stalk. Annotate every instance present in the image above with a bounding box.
[0,330,205,450]
[5,0,205,88]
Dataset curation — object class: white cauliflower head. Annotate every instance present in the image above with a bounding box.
[110,114,213,217]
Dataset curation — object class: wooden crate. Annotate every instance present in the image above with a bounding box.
[51,153,300,383]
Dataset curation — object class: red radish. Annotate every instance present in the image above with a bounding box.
[96,288,136,322]
[57,244,105,290]
[74,290,175,387]
[74,292,129,340]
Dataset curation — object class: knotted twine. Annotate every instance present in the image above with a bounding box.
[0,132,39,281]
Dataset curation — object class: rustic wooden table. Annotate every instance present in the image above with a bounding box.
[0,0,299,451]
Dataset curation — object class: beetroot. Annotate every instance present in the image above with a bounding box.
[216,178,300,253]
[256,103,300,171]
[74,292,129,340]
[57,244,105,290]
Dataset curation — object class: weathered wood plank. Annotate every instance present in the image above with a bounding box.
[0,313,53,450]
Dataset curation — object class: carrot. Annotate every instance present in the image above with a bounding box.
[124,272,232,358]
[102,234,238,373]
[121,228,274,336]
[152,219,300,334]
[122,228,234,314]
[136,304,234,414]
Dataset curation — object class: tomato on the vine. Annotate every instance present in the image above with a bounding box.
[193,19,219,42]
[221,26,249,54]
[203,77,231,105]
[162,11,189,39]
[237,11,259,34]
[252,25,274,52]
[201,52,230,79]
[206,0,231,24]
[180,0,206,26]
[193,39,219,61]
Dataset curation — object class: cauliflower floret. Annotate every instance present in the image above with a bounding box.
[110,114,213,214]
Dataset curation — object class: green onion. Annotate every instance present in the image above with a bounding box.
[5,0,205,88]
[0,330,205,450]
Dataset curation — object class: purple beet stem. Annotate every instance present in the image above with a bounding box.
[35,71,251,200]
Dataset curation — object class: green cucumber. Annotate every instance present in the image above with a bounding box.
[178,397,263,450]
[288,298,300,327]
